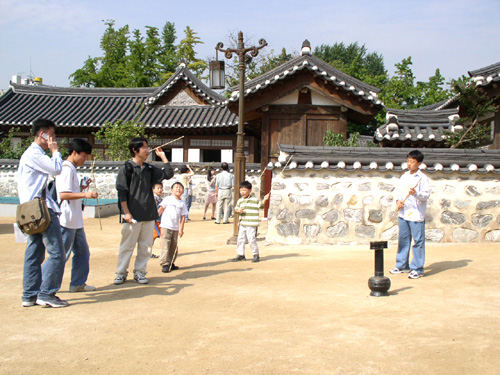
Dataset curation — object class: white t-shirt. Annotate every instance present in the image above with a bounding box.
[159,196,188,230]
[56,160,84,229]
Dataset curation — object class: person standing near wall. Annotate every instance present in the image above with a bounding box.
[179,165,194,221]
[203,167,217,220]
[215,162,234,224]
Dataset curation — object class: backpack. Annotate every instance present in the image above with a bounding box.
[47,179,58,205]
[118,161,155,223]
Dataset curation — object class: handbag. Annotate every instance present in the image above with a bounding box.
[16,183,52,235]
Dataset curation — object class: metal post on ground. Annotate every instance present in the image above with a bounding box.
[368,241,391,297]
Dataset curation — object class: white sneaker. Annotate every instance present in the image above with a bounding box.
[389,267,410,274]
[114,274,127,285]
[134,274,149,284]
[408,271,423,279]
[69,283,97,292]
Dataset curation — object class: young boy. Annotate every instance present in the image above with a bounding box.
[158,182,188,273]
[232,181,270,263]
[390,150,430,279]
[55,138,98,292]
[151,182,163,258]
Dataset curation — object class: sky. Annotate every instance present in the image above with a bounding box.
[1,0,499,90]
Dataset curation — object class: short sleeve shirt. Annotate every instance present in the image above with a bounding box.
[56,160,84,229]
[159,196,188,231]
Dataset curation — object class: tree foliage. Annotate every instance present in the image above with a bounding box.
[0,128,33,159]
[69,20,204,87]
[444,78,499,149]
[323,131,361,147]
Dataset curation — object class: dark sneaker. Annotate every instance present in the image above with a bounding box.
[408,271,423,279]
[170,264,179,271]
[134,274,149,284]
[252,255,260,263]
[36,295,69,308]
[22,297,37,307]
[162,265,171,273]
[114,274,127,285]
[232,255,246,262]
[389,267,410,274]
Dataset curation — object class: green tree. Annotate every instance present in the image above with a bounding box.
[177,26,207,77]
[444,77,498,149]
[158,22,177,82]
[0,128,33,159]
[323,131,360,147]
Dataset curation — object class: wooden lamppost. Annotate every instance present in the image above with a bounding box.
[210,31,267,243]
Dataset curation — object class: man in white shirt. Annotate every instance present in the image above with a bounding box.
[55,138,98,293]
[18,118,67,308]
[215,162,234,224]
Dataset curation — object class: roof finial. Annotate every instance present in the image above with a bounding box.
[179,58,187,68]
[301,40,311,56]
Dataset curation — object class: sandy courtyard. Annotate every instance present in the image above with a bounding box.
[1,210,499,374]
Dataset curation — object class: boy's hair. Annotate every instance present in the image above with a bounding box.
[68,138,92,155]
[180,165,189,174]
[221,162,229,171]
[407,150,424,163]
[171,181,184,190]
[239,181,252,190]
[153,182,163,189]
[207,166,215,181]
[32,118,56,136]
[129,137,148,156]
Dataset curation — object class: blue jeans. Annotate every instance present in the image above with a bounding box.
[182,192,193,219]
[396,218,426,274]
[23,209,65,301]
[62,227,90,287]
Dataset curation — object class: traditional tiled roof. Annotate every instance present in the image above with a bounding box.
[271,144,500,174]
[374,108,460,146]
[0,82,237,130]
[226,54,383,107]
[469,61,500,88]
[147,62,226,106]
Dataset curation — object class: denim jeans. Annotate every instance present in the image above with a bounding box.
[396,218,426,274]
[182,192,192,219]
[23,209,65,301]
[62,227,90,287]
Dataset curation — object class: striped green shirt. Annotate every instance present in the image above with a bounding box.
[235,194,263,227]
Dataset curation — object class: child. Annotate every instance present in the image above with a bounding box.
[158,182,188,273]
[232,181,270,263]
[151,182,164,258]
[203,167,217,220]
[389,150,430,279]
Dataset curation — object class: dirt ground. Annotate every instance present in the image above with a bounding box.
[1,210,499,375]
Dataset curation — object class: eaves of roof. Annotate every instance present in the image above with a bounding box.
[469,61,500,88]
[270,144,500,175]
[226,54,383,107]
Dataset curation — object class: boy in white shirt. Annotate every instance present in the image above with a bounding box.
[389,150,430,279]
[55,138,98,292]
[158,182,188,273]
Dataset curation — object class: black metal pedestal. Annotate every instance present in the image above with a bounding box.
[368,241,391,297]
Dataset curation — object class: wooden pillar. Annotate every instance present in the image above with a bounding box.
[490,111,500,150]
[260,112,270,199]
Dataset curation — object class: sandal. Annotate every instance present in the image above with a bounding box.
[151,254,159,258]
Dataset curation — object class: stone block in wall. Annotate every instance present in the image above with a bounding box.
[357,182,371,191]
[426,229,444,242]
[326,221,348,237]
[304,224,322,238]
[316,183,330,190]
[273,182,286,190]
[276,209,291,221]
[381,225,398,241]
[485,186,500,194]
[379,195,393,207]
[270,195,282,205]
[476,200,500,210]
[465,185,481,197]
[355,224,375,239]
[472,214,493,227]
[443,185,456,194]
[344,208,363,222]
[295,209,316,220]
[440,199,450,209]
[331,182,352,191]
[441,211,466,225]
[316,195,329,207]
[452,228,478,242]
[454,200,471,209]
[322,210,339,222]
[289,194,312,205]
[368,209,383,223]
[363,196,373,205]
[378,182,395,192]
[333,194,343,205]
[485,230,500,242]
[347,195,358,205]
[425,213,434,223]
[276,221,300,237]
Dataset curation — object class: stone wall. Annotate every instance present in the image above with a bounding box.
[266,169,500,244]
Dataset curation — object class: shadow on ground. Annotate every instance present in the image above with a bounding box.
[424,259,473,277]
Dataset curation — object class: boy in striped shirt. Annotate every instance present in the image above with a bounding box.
[232,181,270,263]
